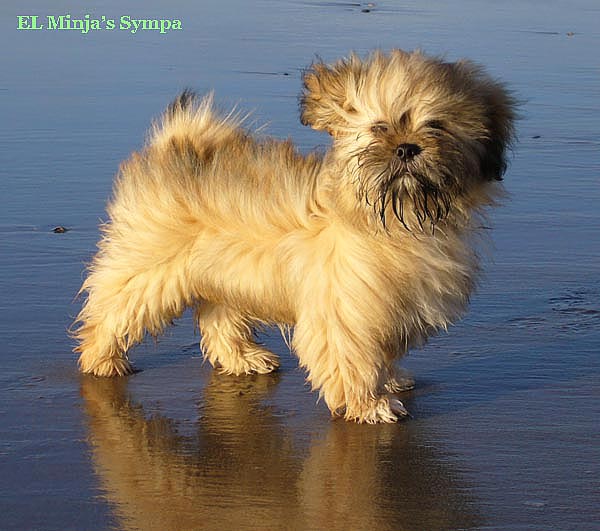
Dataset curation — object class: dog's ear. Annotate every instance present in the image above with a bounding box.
[454,60,517,181]
[480,81,518,181]
[300,57,359,136]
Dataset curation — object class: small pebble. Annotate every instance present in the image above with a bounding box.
[524,500,547,508]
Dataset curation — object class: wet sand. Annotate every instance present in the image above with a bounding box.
[1,1,599,530]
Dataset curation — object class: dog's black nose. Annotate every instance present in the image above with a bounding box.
[396,143,421,162]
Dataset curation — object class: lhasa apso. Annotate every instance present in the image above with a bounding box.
[74,49,516,423]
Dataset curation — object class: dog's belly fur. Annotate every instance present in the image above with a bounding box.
[115,119,474,342]
[125,137,471,338]
[146,114,472,330]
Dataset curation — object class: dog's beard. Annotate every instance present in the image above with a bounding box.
[354,142,453,232]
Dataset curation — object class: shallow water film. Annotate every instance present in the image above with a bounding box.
[1,1,599,530]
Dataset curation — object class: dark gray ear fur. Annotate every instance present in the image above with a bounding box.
[449,60,518,181]
[481,82,518,181]
[463,64,517,181]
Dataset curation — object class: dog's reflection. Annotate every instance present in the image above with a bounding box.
[81,374,481,531]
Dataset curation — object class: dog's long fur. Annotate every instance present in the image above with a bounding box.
[73,50,515,423]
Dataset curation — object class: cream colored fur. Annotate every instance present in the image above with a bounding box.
[74,50,515,423]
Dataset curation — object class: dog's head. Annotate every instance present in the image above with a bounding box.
[300,50,516,230]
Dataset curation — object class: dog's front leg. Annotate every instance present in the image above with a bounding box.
[293,304,409,424]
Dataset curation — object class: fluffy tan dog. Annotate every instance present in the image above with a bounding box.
[74,49,515,423]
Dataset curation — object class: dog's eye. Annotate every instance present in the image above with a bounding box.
[425,120,445,131]
[370,122,389,134]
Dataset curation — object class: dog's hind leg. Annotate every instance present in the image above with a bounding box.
[196,302,280,375]
[74,245,193,377]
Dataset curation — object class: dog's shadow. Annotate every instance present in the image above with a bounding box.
[80,373,482,531]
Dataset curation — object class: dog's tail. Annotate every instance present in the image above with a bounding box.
[149,89,245,150]
[165,87,198,118]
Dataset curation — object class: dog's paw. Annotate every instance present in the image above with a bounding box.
[244,347,280,374]
[217,347,280,375]
[80,355,134,377]
[344,395,410,424]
